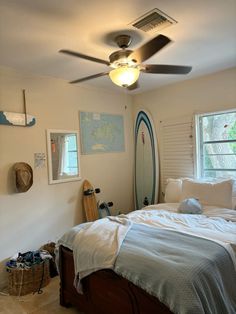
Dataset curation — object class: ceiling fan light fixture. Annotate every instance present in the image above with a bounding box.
[109,66,140,87]
[60,33,192,90]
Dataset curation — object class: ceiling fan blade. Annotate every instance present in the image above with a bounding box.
[69,72,109,84]
[128,35,171,64]
[59,49,110,66]
[142,64,192,74]
[127,81,140,90]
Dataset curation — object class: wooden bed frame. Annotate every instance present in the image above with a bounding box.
[59,245,172,314]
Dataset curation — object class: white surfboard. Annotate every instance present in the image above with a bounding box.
[134,110,159,210]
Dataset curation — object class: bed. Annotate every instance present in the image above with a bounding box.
[58,245,172,314]
[57,179,236,314]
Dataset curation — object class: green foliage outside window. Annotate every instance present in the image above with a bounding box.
[228,121,236,153]
[199,110,236,179]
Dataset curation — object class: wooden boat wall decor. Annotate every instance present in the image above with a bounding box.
[0,90,36,127]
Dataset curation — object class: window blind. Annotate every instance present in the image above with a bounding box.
[160,116,194,194]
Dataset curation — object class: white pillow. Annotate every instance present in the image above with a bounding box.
[178,198,203,214]
[181,178,233,209]
[164,178,182,203]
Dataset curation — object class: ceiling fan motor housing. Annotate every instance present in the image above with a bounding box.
[109,50,134,67]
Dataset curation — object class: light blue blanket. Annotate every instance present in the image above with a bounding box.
[114,223,236,314]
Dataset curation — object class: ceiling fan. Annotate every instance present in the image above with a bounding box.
[59,34,192,90]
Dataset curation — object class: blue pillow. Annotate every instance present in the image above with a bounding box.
[178,198,202,214]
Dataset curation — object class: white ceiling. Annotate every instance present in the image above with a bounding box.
[0,0,236,94]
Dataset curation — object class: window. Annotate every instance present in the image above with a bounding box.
[196,110,236,179]
[64,134,78,175]
[57,134,78,177]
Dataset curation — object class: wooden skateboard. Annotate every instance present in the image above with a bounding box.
[83,179,113,221]
[83,180,100,222]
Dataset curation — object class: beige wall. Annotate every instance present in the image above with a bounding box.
[133,67,236,198]
[133,67,236,119]
[0,66,134,264]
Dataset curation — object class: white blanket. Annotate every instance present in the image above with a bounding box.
[146,203,236,222]
[72,215,132,291]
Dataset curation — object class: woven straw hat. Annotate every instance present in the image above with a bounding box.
[14,162,33,192]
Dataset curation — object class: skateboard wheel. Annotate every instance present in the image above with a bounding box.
[107,202,113,207]
[143,197,149,206]
[84,189,94,196]
[99,202,106,209]
[95,188,101,194]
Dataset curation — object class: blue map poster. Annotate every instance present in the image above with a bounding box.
[79,111,125,154]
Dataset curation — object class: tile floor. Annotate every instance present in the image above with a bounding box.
[0,276,83,314]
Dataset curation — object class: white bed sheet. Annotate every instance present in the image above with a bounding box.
[145,203,236,222]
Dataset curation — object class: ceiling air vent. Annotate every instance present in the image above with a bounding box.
[130,8,177,33]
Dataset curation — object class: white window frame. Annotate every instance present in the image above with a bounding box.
[195,108,236,179]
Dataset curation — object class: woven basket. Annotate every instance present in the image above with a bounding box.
[8,260,50,296]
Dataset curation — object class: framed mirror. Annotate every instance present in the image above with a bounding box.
[46,129,81,184]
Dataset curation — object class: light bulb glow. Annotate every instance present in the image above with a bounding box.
[109,66,140,87]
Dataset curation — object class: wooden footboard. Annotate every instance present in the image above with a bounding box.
[59,245,172,314]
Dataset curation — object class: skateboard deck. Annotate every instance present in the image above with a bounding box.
[83,180,99,222]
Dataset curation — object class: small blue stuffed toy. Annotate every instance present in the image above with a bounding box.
[178,198,203,214]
